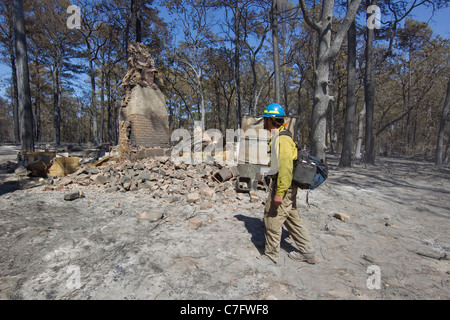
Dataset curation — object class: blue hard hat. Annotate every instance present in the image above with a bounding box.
[261,103,286,118]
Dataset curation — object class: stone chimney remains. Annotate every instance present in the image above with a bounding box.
[118,42,170,160]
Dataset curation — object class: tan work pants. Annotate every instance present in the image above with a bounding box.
[264,181,315,262]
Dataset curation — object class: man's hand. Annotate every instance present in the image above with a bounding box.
[273,195,284,206]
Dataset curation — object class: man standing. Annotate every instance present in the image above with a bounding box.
[258,103,317,265]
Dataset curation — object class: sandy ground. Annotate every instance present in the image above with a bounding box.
[0,145,449,301]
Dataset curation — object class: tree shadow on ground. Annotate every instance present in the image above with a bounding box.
[0,177,42,197]
[0,180,21,196]
[325,154,450,217]
[234,214,298,255]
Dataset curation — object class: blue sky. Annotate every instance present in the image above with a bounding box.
[410,4,450,39]
[0,2,449,100]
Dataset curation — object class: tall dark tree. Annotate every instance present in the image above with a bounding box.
[0,0,20,143]
[435,76,450,168]
[271,0,281,104]
[12,0,33,151]
[364,0,376,164]
[234,0,243,128]
[339,0,358,167]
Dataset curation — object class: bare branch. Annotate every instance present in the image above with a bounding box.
[298,0,321,32]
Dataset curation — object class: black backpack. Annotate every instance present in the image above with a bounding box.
[278,130,328,190]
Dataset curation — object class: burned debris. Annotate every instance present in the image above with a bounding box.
[42,155,264,206]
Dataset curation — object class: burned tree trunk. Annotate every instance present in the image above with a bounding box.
[271,0,281,104]
[12,0,33,152]
[364,0,377,165]
[339,1,357,167]
[436,76,450,168]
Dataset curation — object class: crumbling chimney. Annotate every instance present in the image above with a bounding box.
[119,42,170,160]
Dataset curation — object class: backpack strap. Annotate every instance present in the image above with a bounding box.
[279,129,310,206]
[278,130,293,138]
[278,130,300,149]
